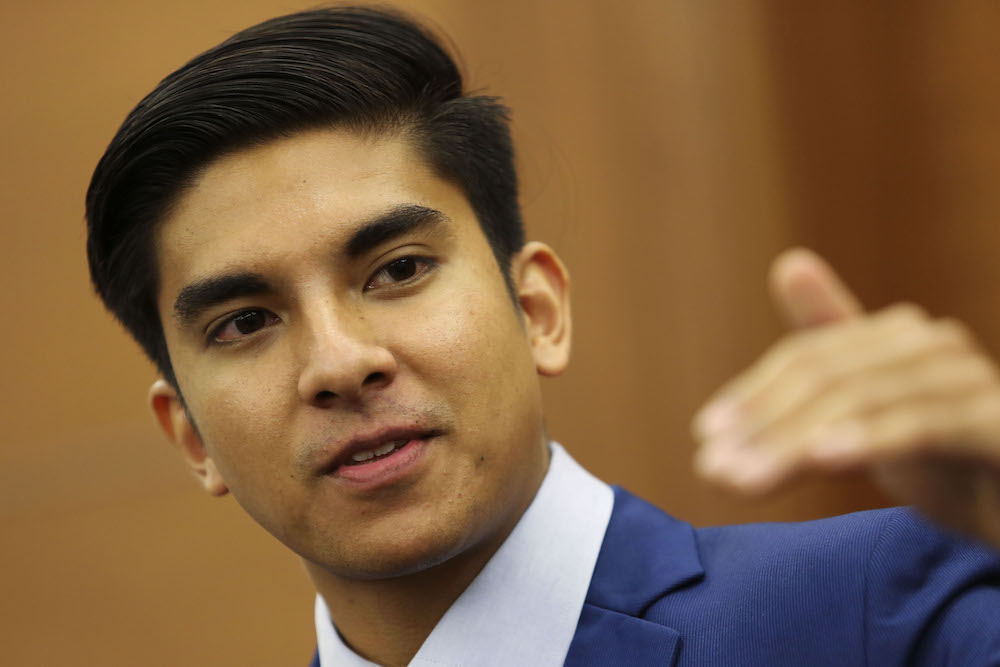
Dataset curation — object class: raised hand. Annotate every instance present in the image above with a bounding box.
[692,248,1000,549]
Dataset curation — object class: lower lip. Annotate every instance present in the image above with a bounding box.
[333,439,428,488]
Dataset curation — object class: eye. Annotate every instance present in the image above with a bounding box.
[366,256,435,291]
[211,309,279,343]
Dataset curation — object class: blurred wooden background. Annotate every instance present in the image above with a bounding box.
[3,1,1000,664]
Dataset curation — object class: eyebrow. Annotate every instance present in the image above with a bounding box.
[173,273,270,327]
[344,204,447,259]
[172,204,448,327]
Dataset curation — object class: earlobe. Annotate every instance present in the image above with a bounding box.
[513,241,572,376]
[149,379,229,496]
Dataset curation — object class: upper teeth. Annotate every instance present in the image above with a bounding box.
[351,439,406,462]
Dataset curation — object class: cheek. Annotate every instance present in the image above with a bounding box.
[396,280,542,442]
[183,368,313,543]
[410,281,532,381]
[182,356,297,480]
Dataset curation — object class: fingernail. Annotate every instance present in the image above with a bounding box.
[696,400,738,436]
[731,454,782,490]
[695,443,739,478]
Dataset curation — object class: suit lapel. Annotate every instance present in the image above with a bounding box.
[565,486,704,666]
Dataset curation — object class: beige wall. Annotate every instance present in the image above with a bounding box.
[4,1,1000,663]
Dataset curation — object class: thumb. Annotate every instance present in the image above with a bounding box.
[768,247,864,328]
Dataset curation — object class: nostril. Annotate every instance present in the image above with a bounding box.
[315,390,336,403]
[363,371,386,386]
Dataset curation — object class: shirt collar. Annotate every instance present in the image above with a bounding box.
[314,441,614,666]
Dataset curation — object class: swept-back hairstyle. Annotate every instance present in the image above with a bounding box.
[86,6,523,387]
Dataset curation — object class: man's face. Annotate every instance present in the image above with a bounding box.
[152,128,558,579]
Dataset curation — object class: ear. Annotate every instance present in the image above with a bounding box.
[512,241,572,376]
[149,378,228,496]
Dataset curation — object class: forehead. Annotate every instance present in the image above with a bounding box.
[155,128,471,289]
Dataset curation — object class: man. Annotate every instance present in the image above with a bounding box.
[86,6,1000,665]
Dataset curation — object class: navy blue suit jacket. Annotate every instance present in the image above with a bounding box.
[567,487,1000,665]
[311,487,1000,665]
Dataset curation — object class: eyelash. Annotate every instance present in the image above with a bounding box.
[365,255,437,291]
[208,309,279,345]
[206,255,437,345]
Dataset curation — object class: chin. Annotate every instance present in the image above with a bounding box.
[347,544,464,581]
[327,530,476,581]
[308,512,483,581]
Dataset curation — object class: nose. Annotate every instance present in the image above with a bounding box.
[296,304,397,407]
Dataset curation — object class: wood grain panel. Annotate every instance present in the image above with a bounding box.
[4,1,999,663]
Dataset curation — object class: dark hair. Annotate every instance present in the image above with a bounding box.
[86,5,523,387]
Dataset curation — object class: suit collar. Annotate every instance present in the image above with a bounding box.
[584,486,705,617]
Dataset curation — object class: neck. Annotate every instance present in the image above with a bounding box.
[307,446,550,666]
[311,537,504,666]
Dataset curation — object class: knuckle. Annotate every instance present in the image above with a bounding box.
[773,328,809,356]
[786,345,836,390]
[977,392,1000,423]
[856,376,892,412]
[879,407,941,450]
[957,393,1000,438]
[903,413,941,446]
[931,317,974,349]
[962,351,1000,384]
[884,301,928,324]
[764,331,808,373]
[823,387,869,423]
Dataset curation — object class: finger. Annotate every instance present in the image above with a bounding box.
[769,247,863,329]
[700,386,1000,495]
[805,351,999,464]
[708,311,973,445]
[692,303,935,440]
[692,248,863,437]
[695,351,1000,493]
[751,348,998,473]
[694,434,800,494]
[822,388,1000,466]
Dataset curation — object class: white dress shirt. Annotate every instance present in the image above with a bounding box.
[314,441,614,666]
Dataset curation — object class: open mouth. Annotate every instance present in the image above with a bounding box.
[327,430,442,488]
[344,438,410,465]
